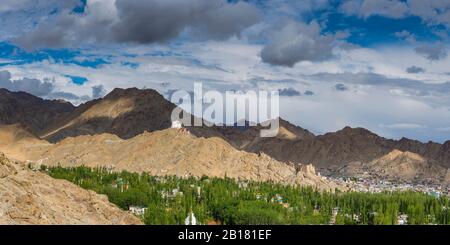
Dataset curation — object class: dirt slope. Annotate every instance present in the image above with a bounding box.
[333,150,450,183]
[0,153,142,225]
[366,150,450,183]
[0,124,51,161]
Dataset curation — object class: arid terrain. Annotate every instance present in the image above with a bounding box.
[0,153,142,225]
[1,87,450,224]
[0,124,337,190]
[332,150,450,183]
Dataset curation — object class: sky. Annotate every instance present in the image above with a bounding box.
[1,0,450,142]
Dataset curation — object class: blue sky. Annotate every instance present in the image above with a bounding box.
[1,0,450,142]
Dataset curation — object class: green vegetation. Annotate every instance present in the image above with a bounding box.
[43,165,450,225]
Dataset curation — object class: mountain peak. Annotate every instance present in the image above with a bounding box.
[334,126,376,137]
[0,88,75,134]
[383,149,425,162]
[41,87,176,142]
[105,87,163,100]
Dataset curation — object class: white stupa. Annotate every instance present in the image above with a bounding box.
[171,120,183,129]
[185,211,197,225]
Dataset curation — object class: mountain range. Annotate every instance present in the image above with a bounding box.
[0,87,449,184]
[0,88,336,190]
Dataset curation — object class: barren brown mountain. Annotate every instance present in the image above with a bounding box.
[0,153,142,225]
[39,88,175,142]
[333,150,450,183]
[365,150,450,183]
[0,87,449,183]
[221,124,450,173]
[6,128,338,190]
[0,88,75,134]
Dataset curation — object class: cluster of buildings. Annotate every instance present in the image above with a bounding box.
[328,207,409,225]
[128,206,199,225]
[160,187,184,199]
[111,177,130,192]
[129,206,147,216]
[331,176,450,197]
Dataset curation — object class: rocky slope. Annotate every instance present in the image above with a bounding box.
[333,150,450,183]
[366,150,450,183]
[39,88,176,142]
[12,129,338,190]
[0,153,142,225]
[0,124,50,160]
[196,118,316,150]
[226,125,450,172]
[0,88,75,134]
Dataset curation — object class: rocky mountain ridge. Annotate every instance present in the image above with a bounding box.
[0,87,449,183]
[2,128,338,190]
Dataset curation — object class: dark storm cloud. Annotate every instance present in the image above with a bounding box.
[0,70,54,96]
[14,0,261,51]
[113,0,260,43]
[260,21,338,67]
[406,66,426,74]
[415,44,448,61]
[0,0,81,39]
[92,84,106,99]
[334,83,349,91]
[0,70,91,102]
[278,87,301,96]
[14,13,87,51]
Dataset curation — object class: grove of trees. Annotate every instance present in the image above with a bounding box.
[42,165,450,225]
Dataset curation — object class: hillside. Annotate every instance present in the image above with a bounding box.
[333,150,450,183]
[227,125,450,171]
[12,128,338,190]
[0,88,75,134]
[366,150,450,183]
[0,124,51,161]
[39,88,176,142]
[0,153,142,225]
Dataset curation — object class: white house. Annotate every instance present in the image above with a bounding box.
[129,206,148,216]
[397,214,408,225]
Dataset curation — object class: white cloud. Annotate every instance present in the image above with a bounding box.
[339,0,450,28]
[379,123,427,129]
[1,39,450,142]
[340,0,409,19]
